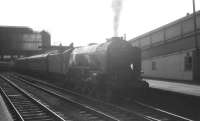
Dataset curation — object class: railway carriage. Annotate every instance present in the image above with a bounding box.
[47,49,73,76]
[15,51,56,74]
[48,52,63,74]
[27,54,48,73]
[0,61,12,71]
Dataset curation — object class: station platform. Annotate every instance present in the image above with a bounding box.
[145,79,200,97]
[0,94,13,121]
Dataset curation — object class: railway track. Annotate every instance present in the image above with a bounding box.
[0,75,65,121]
[5,72,194,121]
[1,73,153,121]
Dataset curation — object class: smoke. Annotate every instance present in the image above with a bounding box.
[112,0,123,37]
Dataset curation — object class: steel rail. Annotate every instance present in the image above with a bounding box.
[10,72,193,121]
[14,72,194,121]
[3,73,123,121]
[0,74,66,121]
[0,87,24,121]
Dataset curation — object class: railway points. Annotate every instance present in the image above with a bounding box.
[6,72,194,121]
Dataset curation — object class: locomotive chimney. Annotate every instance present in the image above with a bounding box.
[112,0,123,37]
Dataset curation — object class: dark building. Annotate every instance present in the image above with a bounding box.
[0,26,51,60]
[41,30,51,49]
[129,11,200,82]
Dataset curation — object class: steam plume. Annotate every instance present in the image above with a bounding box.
[112,0,123,37]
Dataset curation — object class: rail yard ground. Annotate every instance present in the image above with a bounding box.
[4,71,198,121]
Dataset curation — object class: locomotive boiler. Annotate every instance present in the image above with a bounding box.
[14,37,148,102]
[66,37,148,100]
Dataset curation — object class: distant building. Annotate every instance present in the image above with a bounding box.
[0,26,51,61]
[129,11,200,82]
[40,30,51,50]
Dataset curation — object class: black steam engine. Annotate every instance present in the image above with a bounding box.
[15,37,148,101]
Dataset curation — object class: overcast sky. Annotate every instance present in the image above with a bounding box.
[0,0,200,46]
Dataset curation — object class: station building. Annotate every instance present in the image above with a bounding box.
[129,11,200,82]
[0,26,51,61]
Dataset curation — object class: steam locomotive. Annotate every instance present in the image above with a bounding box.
[15,37,148,101]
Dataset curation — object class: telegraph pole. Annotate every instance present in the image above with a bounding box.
[192,0,200,82]
[193,0,198,50]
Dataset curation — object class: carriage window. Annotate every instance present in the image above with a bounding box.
[130,64,134,71]
[184,54,192,71]
[152,61,156,70]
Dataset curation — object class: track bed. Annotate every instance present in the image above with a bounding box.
[4,72,194,121]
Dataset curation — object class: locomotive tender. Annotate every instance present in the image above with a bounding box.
[15,37,148,101]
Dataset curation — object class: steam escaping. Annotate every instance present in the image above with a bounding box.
[112,0,123,37]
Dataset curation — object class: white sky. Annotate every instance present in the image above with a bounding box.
[0,0,200,46]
